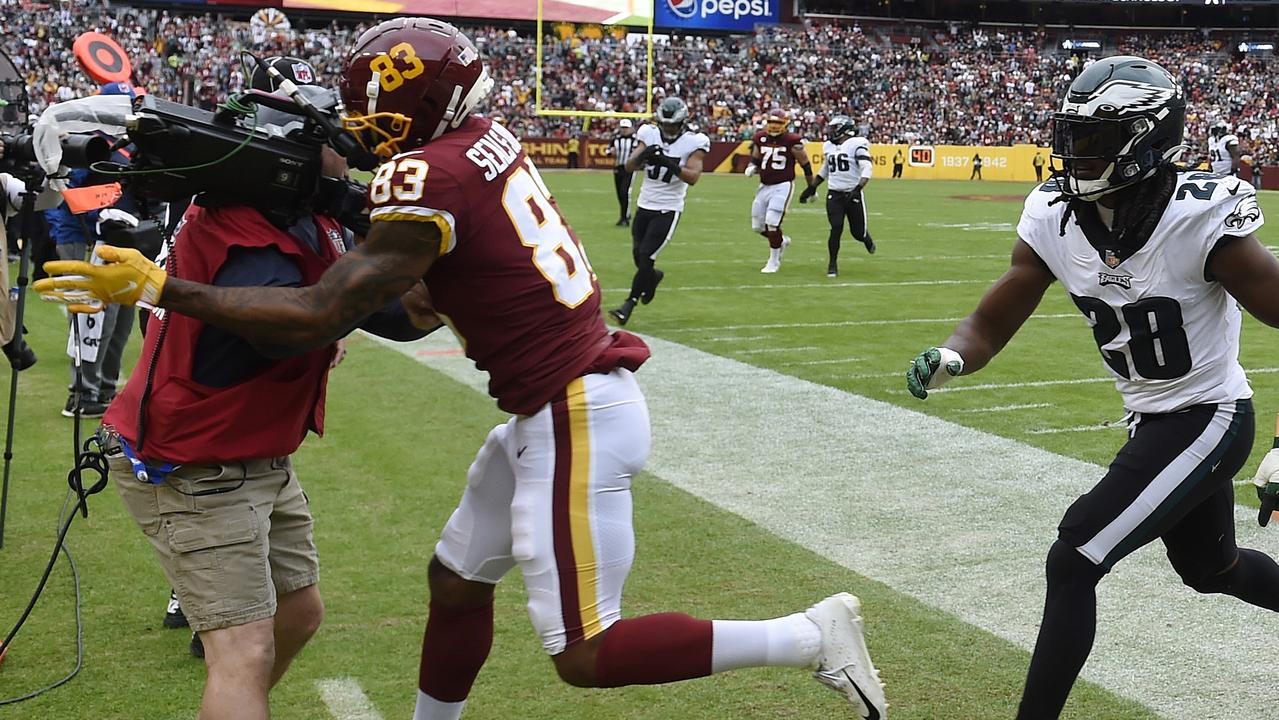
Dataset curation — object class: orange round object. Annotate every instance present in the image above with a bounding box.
[73,32,133,85]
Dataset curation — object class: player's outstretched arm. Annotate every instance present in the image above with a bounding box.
[908,239,1055,398]
[1210,232,1279,328]
[164,218,441,351]
[942,239,1055,371]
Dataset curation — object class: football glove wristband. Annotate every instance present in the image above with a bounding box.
[906,346,965,399]
[1253,444,1279,527]
[799,186,817,204]
[34,245,167,313]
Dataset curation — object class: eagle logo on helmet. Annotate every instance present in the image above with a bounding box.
[1061,79,1179,117]
[340,17,494,159]
[765,108,788,137]
[655,97,689,143]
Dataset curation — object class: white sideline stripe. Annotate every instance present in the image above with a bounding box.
[370,331,1279,720]
[960,403,1053,413]
[704,335,768,342]
[602,279,986,293]
[317,678,384,720]
[666,313,1079,333]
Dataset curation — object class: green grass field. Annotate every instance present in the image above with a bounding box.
[2,172,1276,719]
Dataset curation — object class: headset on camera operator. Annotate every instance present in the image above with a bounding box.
[76,58,440,719]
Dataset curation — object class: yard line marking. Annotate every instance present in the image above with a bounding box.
[665,313,1079,333]
[704,335,768,342]
[935,367,1279,393]
[371,330,1279,720]
[317,678,384,720]
[1026,423,1125,435]
[783,357,865,366]
[960,403,1054,413]
[603,279,986,294]
[733,346,819,355]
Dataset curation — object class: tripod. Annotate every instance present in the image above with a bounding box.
[0,171,46,549]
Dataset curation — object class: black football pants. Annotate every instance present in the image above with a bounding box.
[826,189,869,262]
[627,207,678,303]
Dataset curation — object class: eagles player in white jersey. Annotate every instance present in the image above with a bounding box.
[800,115,875,277]
[609,97,710,326]
[1208,120,1241,176]
[907,56,1279,719]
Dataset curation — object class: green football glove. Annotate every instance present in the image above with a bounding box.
[1253,446,1279,527]
[906,347,965,399]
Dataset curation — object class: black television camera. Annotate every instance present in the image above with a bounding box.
[101,81,377,231]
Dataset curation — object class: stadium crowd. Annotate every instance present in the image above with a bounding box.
[3,0,1278,166]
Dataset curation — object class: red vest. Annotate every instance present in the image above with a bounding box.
[104,205,345,464]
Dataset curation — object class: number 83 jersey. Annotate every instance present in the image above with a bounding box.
[367,116,650,415]
[1018,172,1264,413]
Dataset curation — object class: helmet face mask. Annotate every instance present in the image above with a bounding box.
[655,97,688,143]
[825,115,855,143]
[765,108,788,137]
[1050,56,1186,201]
[340,17,493,160]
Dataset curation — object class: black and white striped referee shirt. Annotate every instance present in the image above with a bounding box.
[610,134,640,168]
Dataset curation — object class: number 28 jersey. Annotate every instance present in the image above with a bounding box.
[1017,172,1264,413]
[634,123,710,212]
[368,116,650,415]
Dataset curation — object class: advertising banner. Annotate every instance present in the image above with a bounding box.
[520,138,619,169]
[653,0,780,31]
[283,0,650,24]
[703,140,1052,182]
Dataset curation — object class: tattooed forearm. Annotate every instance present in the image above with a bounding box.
[160,219,441,351]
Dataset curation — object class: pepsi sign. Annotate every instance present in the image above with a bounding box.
[655,0,779,31]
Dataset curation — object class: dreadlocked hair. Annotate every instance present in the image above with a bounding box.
[1054,161,1182,242]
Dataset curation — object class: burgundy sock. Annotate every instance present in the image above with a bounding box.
[594,613,713,687]
[418,599,494,702]
[764,229,784,249]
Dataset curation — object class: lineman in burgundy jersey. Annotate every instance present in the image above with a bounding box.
[749,109,815,273]
[369,116,648,414]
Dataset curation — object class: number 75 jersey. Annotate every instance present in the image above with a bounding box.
[367,116,650,415]
[1018,172,1264,414]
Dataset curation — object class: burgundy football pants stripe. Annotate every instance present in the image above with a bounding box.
[550,391,586,647]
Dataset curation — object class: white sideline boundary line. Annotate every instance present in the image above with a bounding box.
[318,678,384,720]
[369,331,1279,720]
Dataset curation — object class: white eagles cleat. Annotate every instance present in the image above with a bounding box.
[761,257,780,273]
[805,593,887,719]
[780,235,792,257]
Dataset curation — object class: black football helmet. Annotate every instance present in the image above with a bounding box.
[1051,55,1186,199]
[826,115,856,143]
[655,97,689,143]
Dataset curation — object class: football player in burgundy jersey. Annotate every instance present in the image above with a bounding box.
[35,18,886,720]
[747,108,816,273]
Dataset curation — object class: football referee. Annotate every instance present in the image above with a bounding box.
[609,119,639,226]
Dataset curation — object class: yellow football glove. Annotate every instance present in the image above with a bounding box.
[34,246,167,313]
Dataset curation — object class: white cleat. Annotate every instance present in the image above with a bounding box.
[780,235,792,257]
[805,593,887,719]
[761,258,780,273]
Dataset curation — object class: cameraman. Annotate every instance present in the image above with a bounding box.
[0,146,60,369]
[97,61,438,720]
[44,82,142,416]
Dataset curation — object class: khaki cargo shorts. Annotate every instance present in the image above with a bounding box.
[108,442,319,632]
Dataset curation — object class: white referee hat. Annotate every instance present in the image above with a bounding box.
[619,119,633,128]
